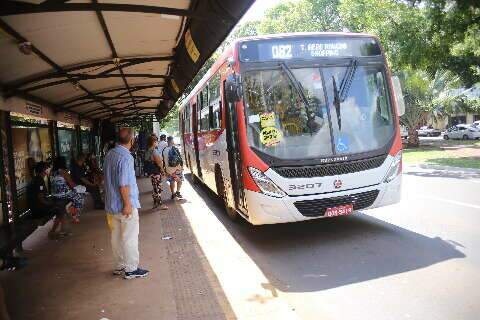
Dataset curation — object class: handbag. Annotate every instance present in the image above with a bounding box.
[144,149,161,175]
[144,160,160,175]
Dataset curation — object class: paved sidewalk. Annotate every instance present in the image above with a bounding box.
[0,177,234,320]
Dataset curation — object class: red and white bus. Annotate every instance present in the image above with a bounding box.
[179,32,405,225]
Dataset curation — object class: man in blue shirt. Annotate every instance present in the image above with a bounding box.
[104,128,149,279]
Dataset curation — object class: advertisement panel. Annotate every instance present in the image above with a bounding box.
[58,128,77,168]
[11,127,52,213]
[81,130,90,154]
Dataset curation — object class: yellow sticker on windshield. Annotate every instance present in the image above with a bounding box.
[260,112,275,128]
[260,127,282,147]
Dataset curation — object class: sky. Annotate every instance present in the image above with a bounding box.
[240,0,300,23]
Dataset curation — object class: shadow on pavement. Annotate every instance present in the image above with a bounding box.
[186,174,465,293]
[403,168,480,180]
[428,157,480,170]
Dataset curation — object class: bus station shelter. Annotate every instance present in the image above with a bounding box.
[0,0,253,271]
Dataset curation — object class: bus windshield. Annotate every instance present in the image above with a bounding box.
[243,64,395,160]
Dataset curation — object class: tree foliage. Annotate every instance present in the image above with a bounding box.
[258,0,343,34]
[339,0,432,71]
[400,69,468,146]
[339,0,479,85]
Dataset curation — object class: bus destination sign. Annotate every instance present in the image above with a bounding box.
[239,37,381,62]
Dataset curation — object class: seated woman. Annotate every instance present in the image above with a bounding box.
[27,161,70,239]
[51,156,85,223]
[86,153,103,186]
[71,153,104,210]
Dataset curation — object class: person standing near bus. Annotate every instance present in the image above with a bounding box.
[104,128,149,279]
[157,134,168,154]
[144,136,168,210]
[162,136,184,200]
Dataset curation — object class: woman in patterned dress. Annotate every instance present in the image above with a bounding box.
[144,136,168,210]
[51,156,85,223]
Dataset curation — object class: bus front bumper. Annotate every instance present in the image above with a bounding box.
[244,175,401,225]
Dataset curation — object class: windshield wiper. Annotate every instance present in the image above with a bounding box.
[332,58,358,131]
[279,62,315,134]
[332,76,342,131]
[339,58,358,101]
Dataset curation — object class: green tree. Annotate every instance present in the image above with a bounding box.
[400,69,464,147]
[258,0,343,34]
[339,0,432,71]
[158,103,179,133]
[339,0,480,84]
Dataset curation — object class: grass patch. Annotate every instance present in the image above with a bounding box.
[403,148,447,163]
[403,141,480,169]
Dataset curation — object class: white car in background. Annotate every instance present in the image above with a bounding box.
[400,125,408,140]
[466,125,480,139]
[417,125,442,137]
[443,124,480,140]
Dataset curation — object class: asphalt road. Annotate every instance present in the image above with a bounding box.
[185,165,480,320]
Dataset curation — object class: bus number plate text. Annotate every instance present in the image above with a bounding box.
[324,204,353,217]
[272,44,293,59]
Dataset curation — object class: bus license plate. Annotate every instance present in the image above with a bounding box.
[325,204,354,217]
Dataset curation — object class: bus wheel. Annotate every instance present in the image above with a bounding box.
[215,169,238,221]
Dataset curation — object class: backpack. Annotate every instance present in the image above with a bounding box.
[167,146,183,168]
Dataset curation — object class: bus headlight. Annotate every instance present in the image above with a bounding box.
[384,151,402,183]
[248,167,286,198]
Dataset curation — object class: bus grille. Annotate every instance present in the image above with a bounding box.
[274,156,386,178]
[294,190,380,217]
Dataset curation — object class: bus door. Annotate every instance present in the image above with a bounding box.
[192,102,202,178]
[223,81,245,210]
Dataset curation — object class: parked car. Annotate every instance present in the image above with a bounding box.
[443,124,480,140]
[400,125,408,140]
[471,120,480,129]
[466,126,480,140]
[417,125,442,137]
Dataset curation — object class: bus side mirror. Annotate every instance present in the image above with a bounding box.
[391,76,405,116]
[225,74,243,103]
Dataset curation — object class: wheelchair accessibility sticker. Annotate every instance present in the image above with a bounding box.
[336,136,349,152]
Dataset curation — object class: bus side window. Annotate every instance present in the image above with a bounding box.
[208,72,222,130]
[185,104,190,133]
[375,72,391,122]
[209,106,214,129]
[204,111,210,131]
[203,86,209,109]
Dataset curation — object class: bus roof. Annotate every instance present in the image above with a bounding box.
[234,32,379,44]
